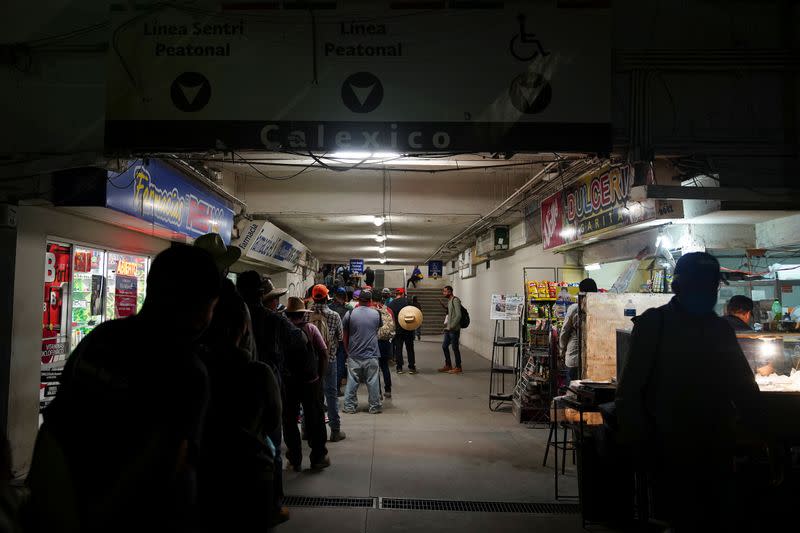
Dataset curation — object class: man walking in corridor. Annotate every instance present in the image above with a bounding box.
[439,285,463,374]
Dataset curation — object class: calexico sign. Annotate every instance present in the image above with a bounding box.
[105,2,610,153]
[236,220,309,271]
[540,164,680,250]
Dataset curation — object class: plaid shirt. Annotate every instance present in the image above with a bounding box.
[312,303,343,362]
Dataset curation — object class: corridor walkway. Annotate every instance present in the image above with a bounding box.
[281,336,583,532]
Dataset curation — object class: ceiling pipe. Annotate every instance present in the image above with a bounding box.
[425,158,597,262]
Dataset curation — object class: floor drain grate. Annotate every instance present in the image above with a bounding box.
[284,496,377,508]
[379,498,580,514]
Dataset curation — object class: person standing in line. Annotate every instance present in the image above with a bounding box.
[31,245,221,532]
[236,272,292,523]
[411,295,423,341]
[197,280,283,530]
[389,288,417,374]
[342,290,383,414]
[559,278,598,383]
[374,291,395,399]
[309,284,346,442]
[364,266,376,287]
[329,287,350,397]
[283,297,331,470]
[439,285,463,374]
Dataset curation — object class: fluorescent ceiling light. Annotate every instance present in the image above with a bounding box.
[585,263,602,271]
[373,216,385,227]
[375,235,386,242]
[559,228,576,239]
[328,151,400,160]
[378,244,386,254]
[379,256,387,264]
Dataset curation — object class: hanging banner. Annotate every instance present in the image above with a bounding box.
[491,294,524,320]
[41,241,72,409]
[105,2,611,153]
[541,164,680,250]
[106,159,235,244]
[428,260,443,279]
[114,275,139,318]
[349,259,365,274]
[235,220,308,270]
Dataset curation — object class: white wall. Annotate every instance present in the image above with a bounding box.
[9,206,171,476]
[450,225,568,363]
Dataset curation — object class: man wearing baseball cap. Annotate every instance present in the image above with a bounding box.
[309,284,346,442]
[342,290,383,413]
[616,252,762,530]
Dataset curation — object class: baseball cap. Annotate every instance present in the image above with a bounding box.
[312,284,329,301]
[335,287,347,295]
[395,287,405,296]
[359,289,373,301]
[381,288,391,295]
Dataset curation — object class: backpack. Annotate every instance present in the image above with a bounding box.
[459,303,471,329]
[377,306,395,341]
[308,309,332,355]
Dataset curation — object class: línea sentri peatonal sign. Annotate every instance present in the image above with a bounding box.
[105,2,610,153]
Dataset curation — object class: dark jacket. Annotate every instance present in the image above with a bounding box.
[35,315,209,532]
[724,314,753,332]
[616,297,761,454]
[365,268,375,286]
[388,297,413,336]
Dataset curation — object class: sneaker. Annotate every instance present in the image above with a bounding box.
[343,407,357,414]
[448,367,463,374]
[368,407,383,414]
[329,430,347,442]
[396,368,405,374]
[438,365,453,373]
[409,368,418,375]
[385,391,392,399]
[310,456,331,470]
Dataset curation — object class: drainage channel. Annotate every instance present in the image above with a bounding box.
[283,496,579,515]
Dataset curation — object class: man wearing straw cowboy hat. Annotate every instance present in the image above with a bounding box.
[388,288,421,374]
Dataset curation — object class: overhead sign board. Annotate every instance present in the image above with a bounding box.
[428,260,443,279]
[349,259,365,274]
[236,220,308,270]
[106,159,235,243]
[106,3,610,153]
[540,164,681,250]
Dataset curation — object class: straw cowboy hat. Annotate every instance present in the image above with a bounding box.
[284,296,311,313]
[193,233,241,271]
[398,305,423,331]
[261,276,288,300]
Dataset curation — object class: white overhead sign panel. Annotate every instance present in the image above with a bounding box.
[106,2,611,153]
[236,220,308,271]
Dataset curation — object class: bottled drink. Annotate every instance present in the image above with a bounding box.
[772,300,782,322]
[624,299,637,318]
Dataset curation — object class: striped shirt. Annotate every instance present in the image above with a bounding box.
[312,303,344,362]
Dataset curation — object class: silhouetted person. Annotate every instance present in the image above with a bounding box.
[407,265,422,288]
[559,278,598,382]
[616,252,762,532]
[283,297,331,470]
[236,271,292,522]
[364,266,375,287]
[197,280,283,530]
[31,245,221,532]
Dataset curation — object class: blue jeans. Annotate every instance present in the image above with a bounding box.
[344,357,381,412]
[442,330,462,368]
[324,359,340,431]
[336,344,347,388]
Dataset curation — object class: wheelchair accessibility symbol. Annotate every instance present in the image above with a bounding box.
[509,14,550,61]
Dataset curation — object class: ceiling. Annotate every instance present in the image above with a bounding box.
[213,152,565,264]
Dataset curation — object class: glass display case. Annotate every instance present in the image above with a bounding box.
[736,333,800,391]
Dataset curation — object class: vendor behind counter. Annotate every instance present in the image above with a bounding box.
[724,295,755,332]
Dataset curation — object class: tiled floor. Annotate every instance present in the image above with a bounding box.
[279,336,583,532]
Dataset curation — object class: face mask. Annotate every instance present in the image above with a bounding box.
[679,292,718,315]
